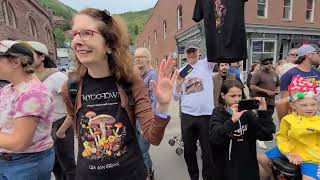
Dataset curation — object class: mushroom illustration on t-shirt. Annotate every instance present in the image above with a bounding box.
[81,112,127,159]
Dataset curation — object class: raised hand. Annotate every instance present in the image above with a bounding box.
[151,59,178,106]
[230,104,246,123]
[255,97,267,111]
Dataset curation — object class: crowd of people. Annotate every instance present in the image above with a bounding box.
[0,7,319,180]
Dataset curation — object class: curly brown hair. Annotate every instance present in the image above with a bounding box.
[70,8,135,84]
[7,53,35,73]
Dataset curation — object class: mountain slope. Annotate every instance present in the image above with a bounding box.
[38,0,153,45]
[117,8,153,44]
[38,0,76,20]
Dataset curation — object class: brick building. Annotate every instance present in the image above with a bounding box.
[0,0,56,57]
[136,0,320,77]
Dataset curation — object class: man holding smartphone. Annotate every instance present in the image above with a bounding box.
[173,40,214,180]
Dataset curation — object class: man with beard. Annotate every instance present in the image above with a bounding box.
[277,44,320,120]
[28,41,76,180]
[213,63,243,107]
[250,58,280,149]
[250,58,280,115]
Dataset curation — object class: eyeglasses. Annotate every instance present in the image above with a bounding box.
[262,61,273,65]
[135,55,147,59]
[68,30,102,41]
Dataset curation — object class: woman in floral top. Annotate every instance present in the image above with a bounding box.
[0,40,54,180]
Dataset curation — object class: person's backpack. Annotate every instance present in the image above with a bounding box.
[66,78,79,105]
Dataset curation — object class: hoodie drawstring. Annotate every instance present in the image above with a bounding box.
[228,120,244,161]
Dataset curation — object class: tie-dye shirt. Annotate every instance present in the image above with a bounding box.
[0,80,54,153]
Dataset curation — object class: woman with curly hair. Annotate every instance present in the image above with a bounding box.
[58,8,177,180]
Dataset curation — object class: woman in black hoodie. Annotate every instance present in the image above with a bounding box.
[209,80,275,180]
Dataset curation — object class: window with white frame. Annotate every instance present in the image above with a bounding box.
[306,0,314,22]
[154,30,157,45]
[257,0,267,17]
[283,0,292,20]
[251,40,276,62]
[163,20,167,39]
[177,5,183,30]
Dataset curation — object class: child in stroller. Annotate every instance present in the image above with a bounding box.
[259,76,320,180]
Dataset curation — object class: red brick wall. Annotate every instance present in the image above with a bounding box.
[137,0,320,67]
[0,0,56,57]
[245,0,320,28]
[136,0,198,68]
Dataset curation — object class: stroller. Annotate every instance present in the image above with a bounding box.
[168,135,201,156]
[168,136,184,156]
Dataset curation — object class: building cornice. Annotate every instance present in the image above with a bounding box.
[175,22,202,41]
[246,24,320,35]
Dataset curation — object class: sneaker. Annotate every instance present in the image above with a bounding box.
[257,140,267,150]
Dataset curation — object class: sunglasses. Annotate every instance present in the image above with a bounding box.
[262,61,273,65]
[289,53,298,57]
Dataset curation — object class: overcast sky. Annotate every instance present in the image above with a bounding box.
[58,0,158,14]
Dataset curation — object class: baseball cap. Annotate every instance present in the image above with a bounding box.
[297,44,317,57]
[27,41,57,68]
[27,41,49,55]
[0,40,34,59]
[184,40,200,53]
[260,57,273,64]
[310,43,320,52]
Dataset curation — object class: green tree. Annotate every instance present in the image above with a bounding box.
[134,25,139,35]
[53,28,65,47]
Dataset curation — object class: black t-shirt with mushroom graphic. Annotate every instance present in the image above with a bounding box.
[76,74,147,179]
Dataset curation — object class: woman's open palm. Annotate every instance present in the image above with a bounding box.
[151,59,178,105]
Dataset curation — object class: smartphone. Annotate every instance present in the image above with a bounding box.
[238,99,260,111]
[179,64,193,78]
